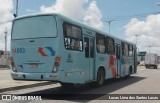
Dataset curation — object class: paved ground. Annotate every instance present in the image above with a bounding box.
[0,65,160,103]
[0,69,12,80]
[0,66,144,92]
[0,68,54,92]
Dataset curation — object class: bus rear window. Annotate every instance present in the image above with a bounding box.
[12,15,57,39]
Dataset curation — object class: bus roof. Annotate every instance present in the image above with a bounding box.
[13,13,136,46]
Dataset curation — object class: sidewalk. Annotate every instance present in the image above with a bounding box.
[0,80,54,93]
[0,69,55,93]
[137,65,146,70]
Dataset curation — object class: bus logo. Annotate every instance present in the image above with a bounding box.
[38,47,56,56]
[38,47,48,56]
[66,53,73,62]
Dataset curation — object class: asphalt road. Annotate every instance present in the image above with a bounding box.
[0,69,12,80]
[1,66,160,103]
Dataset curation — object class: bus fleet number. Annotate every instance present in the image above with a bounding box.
[12,48,25,54]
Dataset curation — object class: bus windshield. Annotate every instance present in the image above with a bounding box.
[12,15,57,39]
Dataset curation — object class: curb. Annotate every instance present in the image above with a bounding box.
[0,81,55,93]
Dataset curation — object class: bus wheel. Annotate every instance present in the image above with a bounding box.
[96,69,105,87]
[126,67,132,78]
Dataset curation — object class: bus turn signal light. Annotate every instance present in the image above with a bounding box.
[53,56,61,73]
[55,56,60,62]
[10,57,15,67]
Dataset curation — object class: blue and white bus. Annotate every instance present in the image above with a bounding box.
[11,13,137,86]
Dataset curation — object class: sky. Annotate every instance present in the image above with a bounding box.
[0,0,160,55]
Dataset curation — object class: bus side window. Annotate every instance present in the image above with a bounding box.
[128,44,133,56]
[63,23,83,51]
[121,42,130,56]
[84,37,89,58]
[90,38,94,58]
[124,43,128,56]
[96,33,105,54]
[121,42,125,56]
[106,37,115,55]
[64,38,71,49]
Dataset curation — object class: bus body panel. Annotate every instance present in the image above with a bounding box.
[82,29,97,82]
[60,50,86,84]
[11,38,58,73]
[11,13,137,85]
[11,71,64,81]
[11,15,63,81]
[52,18,86,84]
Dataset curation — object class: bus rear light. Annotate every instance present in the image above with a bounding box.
[55,56,61,62]
[53,56,61,73]
[54,62,59,67]
[10,57,17,72]
[10,57,15,67]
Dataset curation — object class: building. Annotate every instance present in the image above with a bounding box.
[157,56,160,63]
[0,50,10,67]
[137,51,146,62]
[0,50,4,57]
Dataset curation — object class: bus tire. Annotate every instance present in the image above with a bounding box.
[126,66,132,78]
[96,68,105,87]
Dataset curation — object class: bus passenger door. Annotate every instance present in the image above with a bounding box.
[115,44,121,76]
[84,36,95,81]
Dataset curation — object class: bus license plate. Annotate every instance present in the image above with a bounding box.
[30,64,38,68]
